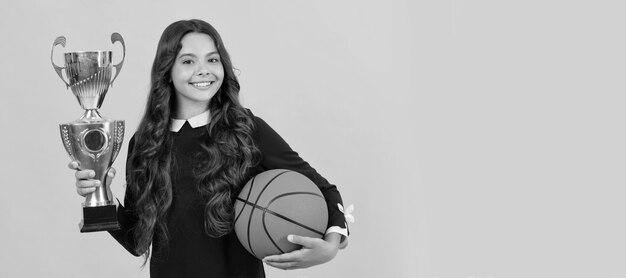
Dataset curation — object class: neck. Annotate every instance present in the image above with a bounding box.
[175,104,210,120]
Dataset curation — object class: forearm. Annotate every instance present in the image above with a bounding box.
[108,201,142,256]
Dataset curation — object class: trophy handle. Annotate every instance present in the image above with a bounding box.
[110,121,125,163]
[59,125,77,161]
[51,36,70,88]
[110,33,126,86]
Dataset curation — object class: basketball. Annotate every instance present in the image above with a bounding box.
[234,169,328,260]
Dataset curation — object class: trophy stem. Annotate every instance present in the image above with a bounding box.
[81,109,103,121]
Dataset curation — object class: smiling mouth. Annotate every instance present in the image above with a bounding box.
[190,81,215,88]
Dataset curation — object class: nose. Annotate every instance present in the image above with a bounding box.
[197,67,210,76]
[196,62,211,76]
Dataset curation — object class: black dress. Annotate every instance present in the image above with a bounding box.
[109,111,347,277]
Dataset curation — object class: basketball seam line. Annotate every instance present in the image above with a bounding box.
[238,176,256,258]
[262,212,285,254]
[237,196,326,236]
[234,176,255,224]
[261,191,326,254]
[264,191,326,240]
[246,170,291,257]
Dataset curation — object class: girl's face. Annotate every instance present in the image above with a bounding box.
[171,32,224,117]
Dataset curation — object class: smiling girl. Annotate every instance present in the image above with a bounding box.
[70,19,349,277]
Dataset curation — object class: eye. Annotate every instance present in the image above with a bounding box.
[208,57,220,63]
[182,59,193,65]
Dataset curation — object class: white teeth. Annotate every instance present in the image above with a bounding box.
[191,81,214,88]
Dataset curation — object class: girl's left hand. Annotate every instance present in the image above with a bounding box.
[263,233,341,270]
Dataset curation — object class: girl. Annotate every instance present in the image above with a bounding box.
[70,19,349,277]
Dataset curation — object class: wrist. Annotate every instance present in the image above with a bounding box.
[324,233,341,249]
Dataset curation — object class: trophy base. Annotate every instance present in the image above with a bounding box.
[79,204,120,233]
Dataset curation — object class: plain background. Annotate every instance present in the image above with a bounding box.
[0,0,624,278]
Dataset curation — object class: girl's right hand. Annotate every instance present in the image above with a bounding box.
[68,161,116,197]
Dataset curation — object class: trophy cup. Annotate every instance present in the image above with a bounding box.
[51,33,126,232]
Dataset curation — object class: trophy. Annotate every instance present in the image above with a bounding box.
[51,33,126,232]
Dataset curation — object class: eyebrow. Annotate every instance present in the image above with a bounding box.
[177,51,219,59]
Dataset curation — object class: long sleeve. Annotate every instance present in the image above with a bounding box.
[108,135,141,257]
[251,114,348,236]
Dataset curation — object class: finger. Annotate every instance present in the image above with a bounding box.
[76,179,101,189]
[287,235,318,249]
[264,261,299,270]
[76,179,100,197]
[76,185,97,196]
[67,161,80,170]
[105,167,116,187]
[75,169,96,180]
[263,249,304,263]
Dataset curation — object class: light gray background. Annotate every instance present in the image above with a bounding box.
[0,1,624,278]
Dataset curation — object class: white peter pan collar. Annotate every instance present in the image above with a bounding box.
[169,110,211,132]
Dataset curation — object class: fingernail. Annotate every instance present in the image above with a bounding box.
[287,235,294,242]
[96,180,102,186]
[89,171,95,178]
[108,171,114,177]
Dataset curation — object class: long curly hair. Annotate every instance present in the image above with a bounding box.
[128,19,260,262]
